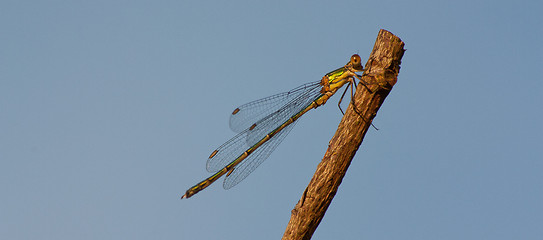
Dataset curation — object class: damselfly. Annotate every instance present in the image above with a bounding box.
[182,54,368,199]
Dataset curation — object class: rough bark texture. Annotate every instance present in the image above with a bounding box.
[281,29,405,240]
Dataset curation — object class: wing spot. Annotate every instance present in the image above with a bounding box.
[209,150,218,158]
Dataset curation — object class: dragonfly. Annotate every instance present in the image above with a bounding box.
[181,54,369,199]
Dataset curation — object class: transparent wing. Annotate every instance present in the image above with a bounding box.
[223,121,297,189]
[229,81,321,133]
[206,128,251,173]
[245,83,322,147]
[206,82,323,173]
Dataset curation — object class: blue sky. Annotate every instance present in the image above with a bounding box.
[1,0,542,239]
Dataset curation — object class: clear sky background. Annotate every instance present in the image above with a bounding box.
[1,1,542,239]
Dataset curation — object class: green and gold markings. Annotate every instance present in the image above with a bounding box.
[181,54,367,199]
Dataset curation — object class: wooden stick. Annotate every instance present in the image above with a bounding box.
[282,29,405,240]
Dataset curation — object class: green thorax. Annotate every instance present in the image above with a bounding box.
[324,66,349,84]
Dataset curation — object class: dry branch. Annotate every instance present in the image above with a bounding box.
[282,29,405,240]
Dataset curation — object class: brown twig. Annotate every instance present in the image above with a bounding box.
[281,29,405,240]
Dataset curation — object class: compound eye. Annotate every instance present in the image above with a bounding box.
[351,54,361,64]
